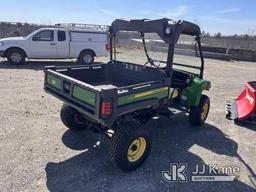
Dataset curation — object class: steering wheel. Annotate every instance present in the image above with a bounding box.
[144,59,161,68]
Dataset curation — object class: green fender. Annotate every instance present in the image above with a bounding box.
[182,77,211,107]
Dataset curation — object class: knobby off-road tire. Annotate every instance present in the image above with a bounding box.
[7,48,26,64]
[109,121,151,172]
[60,104,87,131]
[78,50,94,65]
[189,95,210,126]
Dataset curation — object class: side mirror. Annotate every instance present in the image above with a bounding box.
[33,35,39,41]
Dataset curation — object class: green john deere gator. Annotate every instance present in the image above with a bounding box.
[44,18,211,171]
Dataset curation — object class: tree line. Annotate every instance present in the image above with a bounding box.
[201,30,256,39]
[0,21,255,40]
[0,21,50,38]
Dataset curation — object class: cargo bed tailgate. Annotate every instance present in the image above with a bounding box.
[44,66,101,121]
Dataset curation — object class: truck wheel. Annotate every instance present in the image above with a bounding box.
[60,104,87,131]
[78,50,94,65]
[109,121,151,171]
[189,95,210,126]
[7,48,26,64]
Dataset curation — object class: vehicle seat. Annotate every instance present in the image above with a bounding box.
[171,70,193,89]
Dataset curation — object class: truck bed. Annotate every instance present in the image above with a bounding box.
[44,61,170,126]
[59,61,166,88]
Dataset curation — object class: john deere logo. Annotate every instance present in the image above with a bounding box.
[162,163,188,182]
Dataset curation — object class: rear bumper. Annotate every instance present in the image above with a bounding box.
[0,50,5,57]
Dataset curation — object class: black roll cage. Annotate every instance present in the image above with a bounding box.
[109,18,205,79]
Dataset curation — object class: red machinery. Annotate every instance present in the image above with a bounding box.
[226,81,256,123]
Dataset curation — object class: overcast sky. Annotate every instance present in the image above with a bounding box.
[0,0,255,35]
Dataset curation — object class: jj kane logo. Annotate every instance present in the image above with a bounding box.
[162,163,240,182]
[162,163,188,182]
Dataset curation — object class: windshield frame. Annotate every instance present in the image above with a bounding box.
[109,30,205,79]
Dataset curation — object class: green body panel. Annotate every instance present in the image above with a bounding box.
[118,87,169,106]
[182,77,206,107]
[72,86,96,106]
[47,74,62,91]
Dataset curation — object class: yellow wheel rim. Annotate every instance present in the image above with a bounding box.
[127,137,146,162]
[201,102,209,120]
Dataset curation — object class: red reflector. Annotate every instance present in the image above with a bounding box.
[101,101,111,116]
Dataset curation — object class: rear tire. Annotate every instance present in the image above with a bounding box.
[109,121,151,171]
[189,95,210,126]
[78,50,94,65]
[6,48,26,65]
[60,104,87,131]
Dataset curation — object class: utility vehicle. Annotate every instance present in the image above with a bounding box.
[0,23,108,65]
[44,18,211,171]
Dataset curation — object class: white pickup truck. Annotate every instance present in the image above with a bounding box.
[0,24,109,64]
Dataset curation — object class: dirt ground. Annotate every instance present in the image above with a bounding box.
[0,51,256,192]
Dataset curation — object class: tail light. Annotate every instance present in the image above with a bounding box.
[101,101,112,118]
[105,43,110,51]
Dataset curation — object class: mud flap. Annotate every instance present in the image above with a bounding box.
[226,81,256,122]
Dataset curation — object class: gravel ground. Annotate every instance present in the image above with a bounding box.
[0,51,256,192]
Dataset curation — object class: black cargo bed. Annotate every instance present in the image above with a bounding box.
[44,62,170,126]
[59,61,166,89]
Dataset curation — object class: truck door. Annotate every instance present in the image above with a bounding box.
[29,30,57,58]
[56,30,69,58]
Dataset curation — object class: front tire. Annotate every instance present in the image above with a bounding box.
[189,95,210,126]
[109,121,151,171]
[78,50,94,65]
[60,104,87,131]
[7,48,26,65]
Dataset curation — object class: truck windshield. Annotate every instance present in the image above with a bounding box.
[24,29,41,39]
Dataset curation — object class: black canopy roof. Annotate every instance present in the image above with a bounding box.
[110,18,201,44]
